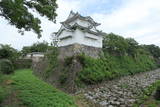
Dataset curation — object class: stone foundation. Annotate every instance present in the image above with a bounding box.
[58,43,102,59]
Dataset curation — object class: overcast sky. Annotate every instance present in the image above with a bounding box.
[0,0,160,50]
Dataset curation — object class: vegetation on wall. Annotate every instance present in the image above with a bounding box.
[77,54,156,84]
[13,59,32,69]
[45,47,58,76]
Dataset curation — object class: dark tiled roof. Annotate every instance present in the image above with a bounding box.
[68,23,103,35]
[55,11,105,37]
[61,11,101,26]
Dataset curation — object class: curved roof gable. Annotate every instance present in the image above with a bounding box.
[61,11,101,26]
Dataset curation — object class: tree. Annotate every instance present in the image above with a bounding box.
[143,44,160,59]
[31,41,49,52]
[0,44,19,60]
[126,38,139,57]
[103,33,129,56]
[0,0,57,38]
[21,41,49,55]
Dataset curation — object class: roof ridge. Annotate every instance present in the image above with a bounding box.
[61,11,100,26]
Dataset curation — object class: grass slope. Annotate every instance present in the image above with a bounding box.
[0,69,77,107]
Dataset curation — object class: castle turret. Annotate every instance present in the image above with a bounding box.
[53,11,103,58]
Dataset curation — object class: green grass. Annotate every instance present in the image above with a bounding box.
[0,86,7,103]
[11,69,77,107]
[0,74,10,104]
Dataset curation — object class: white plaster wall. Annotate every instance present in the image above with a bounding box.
[74,29,102,48]
[33,54,44,57]
[58,29,102,48]
[85,33,99,40]
[58,30,75,47]
[83,32,102,48]
[26,54,31,58]
[58,28,102,48]
[74,29,84,44]
[58,30,73,39]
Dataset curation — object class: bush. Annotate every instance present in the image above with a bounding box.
[0,44,19,61]
[0,59,14,74]
[59,73,68,84]
[13,59,32,69]
[45,47,58,76]
[77,54,156,85]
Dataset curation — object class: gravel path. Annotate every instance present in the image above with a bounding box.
[79,69,160,107]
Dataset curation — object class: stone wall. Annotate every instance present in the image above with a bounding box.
[32,57,83,93]
[32,44,102,93]
[58,43,102,59]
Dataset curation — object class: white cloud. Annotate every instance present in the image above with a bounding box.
[91,0,160,46]
[0,0,160,50]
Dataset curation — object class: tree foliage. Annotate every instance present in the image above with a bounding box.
[21,41,49,55]
[126,38,139,57]
[103,33,151,58]
[143,44,160,59]
[0,0,57,38]
[0,44,19,61]
[103,33,129,56]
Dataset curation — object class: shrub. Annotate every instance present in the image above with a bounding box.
[64,56,74,66]
[0,44,19,61]
[77,53,156,85]
[77,55,112,84]
[59,73,68,84]
[45,47,58,76]
[0,59,14,74]
[13,59,32,69]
